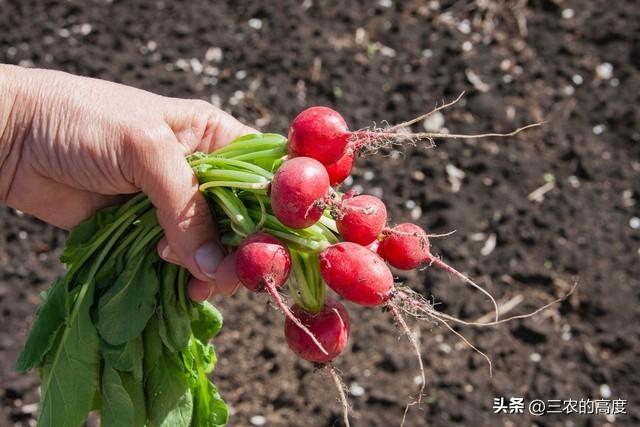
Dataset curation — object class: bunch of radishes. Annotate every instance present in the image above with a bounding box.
[189,104,561,425]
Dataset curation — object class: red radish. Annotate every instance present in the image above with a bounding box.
[288,98,540,167]
[319,242,394,306]
[236,233,328,355]
[288,107,350,165]
[379,223,429,270]
[324,150,354,186]
[380,223,500,322]
[284,297,350,363]
[270,157,330,229]
[335,195,387,246]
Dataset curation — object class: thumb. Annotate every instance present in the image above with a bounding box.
[129,128,223,282]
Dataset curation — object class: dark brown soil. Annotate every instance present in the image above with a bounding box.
[1,1,639,426]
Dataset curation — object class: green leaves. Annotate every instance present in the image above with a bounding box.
[15,276,69,372]
[38,283,101,427]
[96,250,160,345]
[101,365,135,427]
[191,301,224,343]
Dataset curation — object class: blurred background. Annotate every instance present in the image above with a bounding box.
[1,0,638,426]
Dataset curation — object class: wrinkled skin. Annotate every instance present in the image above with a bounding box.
[0,64,255,297]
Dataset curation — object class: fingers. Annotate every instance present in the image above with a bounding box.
[127,126,224,282]
[163,100,258,154]
[184,253,241,301]
[162,243,241,302]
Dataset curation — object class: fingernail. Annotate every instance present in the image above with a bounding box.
[160,245,180,264]
[195,241,224,279]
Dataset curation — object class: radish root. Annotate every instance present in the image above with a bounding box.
[326,364,351,427]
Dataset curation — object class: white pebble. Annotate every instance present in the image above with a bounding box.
[363,170,375,181]
[205,47,223,62]
[250,415,266,426]
[600,384,612,399]
[18,230,28,240]
[210,94,222,107]
[235,70,247,80]
[412,170,425,181]
[568,176,580,188]
[421,49,433,58]
[413,375,424,385]
[462,41,473,52]
[190,58,203,75]
[423,111,445,132]
[405,200,416,209]
[529,352,542,362]
[349,382,365,397]
[596,62,613,80]
[248,18,263,30]
[79,23,92,36]
[562,8,575,19]
[562,85,575,96]
[410,206,422,220]
[572,74,583,85]
[592,124,605,135]
[378,0,392,8]
[439,343,451,354]
[57,28,71,38]
[344,176,354,186]
[630,217,640,229]
[457,20,471,35]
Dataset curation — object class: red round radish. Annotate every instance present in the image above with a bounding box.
[336,195,387,246]
[236,233,330,355]
[319,242,394,306]
[288,107,350,165]
[285,298,350,363]
[236,234,291,291]
[379,223,430,270]
[325,150,354,186]
[270,157,330,229]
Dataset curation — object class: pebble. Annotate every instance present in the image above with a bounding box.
[205,47,223,63]
[248,18,263,30]
[596,62,613,80]
[423,111,445,132]
[600,384,612,399]
[572,74,583,85]
[593,124,605,135]
[250,415,266,426]
[349,382,365,397]
[562,8,575,19]
[529,352,542,363]
[629,217,640,229]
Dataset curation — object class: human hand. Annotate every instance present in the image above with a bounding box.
[0,64,252,299]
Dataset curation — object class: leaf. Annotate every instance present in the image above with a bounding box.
[101,365,135,427]
[190,301,223,343]
[16,276,69,372]
[144,316,193,427]
[96,250,159,345]
[101,336,144,382]
[37,282,100,427]
[120,371,147,427]
[61,207,117,266]
[158,264,191,352]
[187,338,227,427]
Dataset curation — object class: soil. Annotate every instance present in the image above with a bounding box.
[1,0,639,426]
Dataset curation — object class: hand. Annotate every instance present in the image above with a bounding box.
[0,64,251,299]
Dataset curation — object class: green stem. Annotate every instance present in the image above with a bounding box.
[197,169,268,184]
[199,181,269,191]
[190,158,273,180]
[229,146,288,161]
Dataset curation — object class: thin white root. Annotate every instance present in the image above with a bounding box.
[433,283,577,327]
[388,305,426,427]
[327,364,351,427]
[374,121,544,141]
[386,92,466,132]
[434,315,493,377]
[431,257,500,323]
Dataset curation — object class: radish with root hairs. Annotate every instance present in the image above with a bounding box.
[334,195,387,246]
[236,232,328,355]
